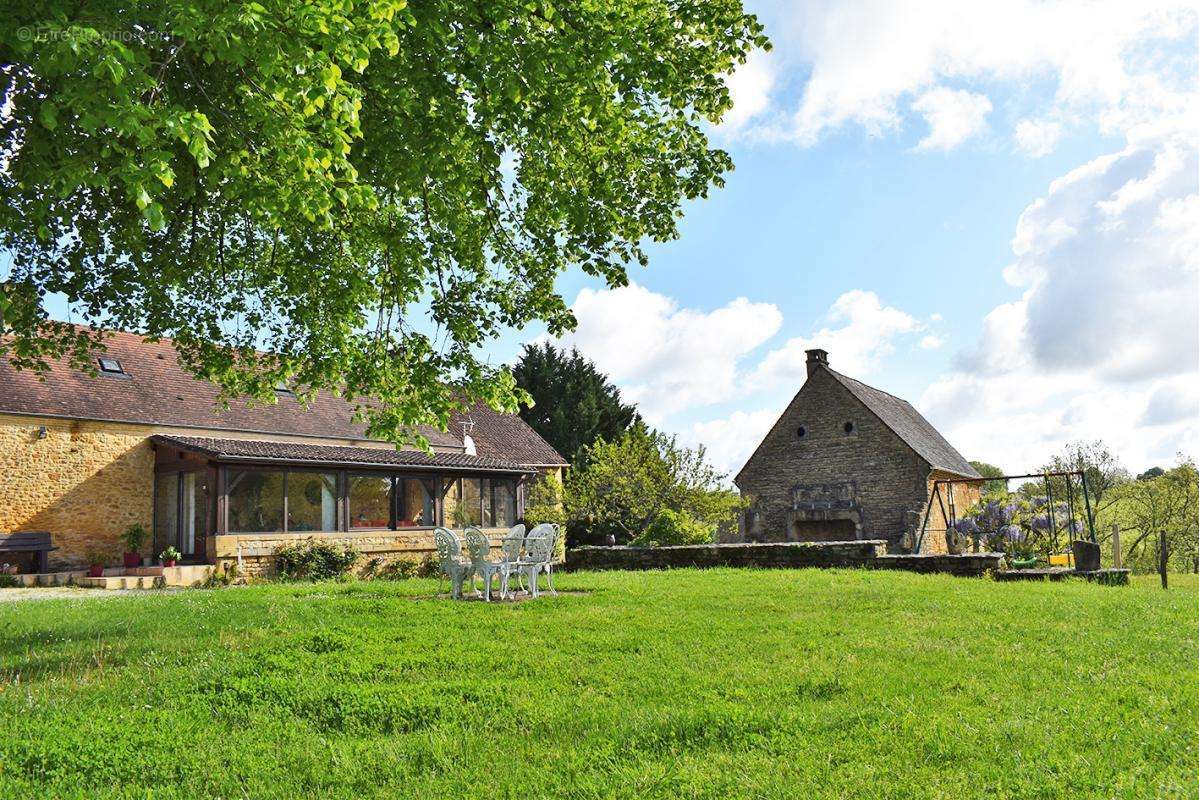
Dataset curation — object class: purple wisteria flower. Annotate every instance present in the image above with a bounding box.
[954,518,980,535]
[1030,514,1052,531]
[1000,524,1025,543]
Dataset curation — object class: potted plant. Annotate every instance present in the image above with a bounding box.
[160,546,181,568]
[85,548,108,578]
[120,523,148,568]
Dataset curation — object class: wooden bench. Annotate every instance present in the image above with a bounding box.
[0,531,58,573]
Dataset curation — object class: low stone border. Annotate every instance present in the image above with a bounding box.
[565,541,1006,577]
[873,552,1005,577]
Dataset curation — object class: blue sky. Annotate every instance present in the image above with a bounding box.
[498,1,1199,477]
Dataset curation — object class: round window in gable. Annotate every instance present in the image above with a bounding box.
[843,421,855,434]
[796,426,807,439]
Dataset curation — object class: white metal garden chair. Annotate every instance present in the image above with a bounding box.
[464,526,509,602]
[497,524,526,599]
[433,527,471,600]
[518,524,556,599]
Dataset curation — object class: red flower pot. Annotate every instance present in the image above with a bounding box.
[88,565,104,578]
[123,552,142,568]
[163,559,177,568]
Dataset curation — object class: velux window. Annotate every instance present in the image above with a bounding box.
[97,357,125,375]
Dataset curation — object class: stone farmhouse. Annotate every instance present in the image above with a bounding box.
[735,349,981,553]
[0,328,566,574]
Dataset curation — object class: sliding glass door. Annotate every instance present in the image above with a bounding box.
[153,470,210,559]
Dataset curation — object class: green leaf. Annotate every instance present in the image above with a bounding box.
[39,103,59,131]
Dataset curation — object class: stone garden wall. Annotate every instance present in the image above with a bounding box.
[566,540,1004,577]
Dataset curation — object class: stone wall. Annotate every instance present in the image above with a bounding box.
[873,552,1003,577]
[566,541,1004,577]
[735,369,932,552]
[0,415,156,569]
[567,540,887,571]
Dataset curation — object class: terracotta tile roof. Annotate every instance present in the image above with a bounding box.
[450,400,568,467]
[0,327,456,448]
[827,370,981,479]
[154,435,534,473]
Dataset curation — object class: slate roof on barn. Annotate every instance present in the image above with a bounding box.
[153,435,534,474]
[826,369,981,478]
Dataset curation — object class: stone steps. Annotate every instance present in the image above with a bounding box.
[76,574,164,590]
[12,571,86,587]
[10,564,216,590]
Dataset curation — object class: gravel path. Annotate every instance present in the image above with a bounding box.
[0,587,141,602]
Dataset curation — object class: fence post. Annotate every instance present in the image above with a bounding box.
[1159,529,1168,590]
[1111,524,1122,570]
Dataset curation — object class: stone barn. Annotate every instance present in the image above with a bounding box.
[734,349,981,554]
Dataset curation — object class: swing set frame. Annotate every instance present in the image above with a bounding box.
[916,470,1097,554]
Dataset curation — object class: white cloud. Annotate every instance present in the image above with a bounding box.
[923,133,1199,472]
[919,334,945,350]
[743,0,1199,147]
[721,50,777,133]
[911,87,992,151]
[1014,118,1063,157]
[686,409,780,477]
[549,283,782,422]
[748,290,923,392]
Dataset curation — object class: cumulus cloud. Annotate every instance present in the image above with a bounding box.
[742,0,1199,147]
[922,133,1199,472]
[1014,118,1063,157]
[686,409,780,477]
[919,334,945,350]
[1142,381,1199,426]
[721,50,777,134]
[548,283,782,422]
[911,87,992,151]
[748,290,923,391]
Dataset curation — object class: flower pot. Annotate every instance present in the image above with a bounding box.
[88,565,104,578]
[123,552,142,568]
[163,559,177,568]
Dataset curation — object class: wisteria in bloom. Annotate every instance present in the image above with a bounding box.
[954,518,980,536]
[1030,514,1052,531]
[974,500,1015,532]
[999,524,1025,543]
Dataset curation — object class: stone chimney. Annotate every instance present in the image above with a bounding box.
[805,348,829,378]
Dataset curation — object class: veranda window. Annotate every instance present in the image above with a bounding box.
[287,472,338,532]
[227,470,337,533]
[227,470,285,533]
[397,479,434,527]
[449,477,517,528]
[348,474,392,530]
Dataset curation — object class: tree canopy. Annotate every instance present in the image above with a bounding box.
[968,460,1007,497]
[512,342,638,463]
[565,422,740,545]
[0,1,767,445]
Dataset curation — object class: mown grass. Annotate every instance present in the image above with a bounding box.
[2,569,1198,799]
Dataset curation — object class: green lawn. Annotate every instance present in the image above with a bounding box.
[2,570,1198,799]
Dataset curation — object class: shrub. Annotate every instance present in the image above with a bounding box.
[274,539,359,581]
[120,523,149,552]
[85,547,110,567]
[0,574,19,589]
[524,473,567,529]
[630,509,715,547]
[372,556,439,581]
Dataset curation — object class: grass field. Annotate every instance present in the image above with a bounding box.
[2,570,1198,799]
